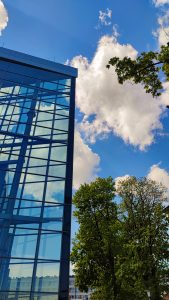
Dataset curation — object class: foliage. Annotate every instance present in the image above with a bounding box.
[117,176,169,300]
[71,177,169,300]
[106,44,169,97]
[71,177,121,300]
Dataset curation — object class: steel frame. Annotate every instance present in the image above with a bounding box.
[0,51,76,300]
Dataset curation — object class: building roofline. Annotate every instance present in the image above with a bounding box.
[0,47,78,78]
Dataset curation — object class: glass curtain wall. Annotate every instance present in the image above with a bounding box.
[0,59,75,300]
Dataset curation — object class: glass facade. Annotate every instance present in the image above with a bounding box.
[0,49,77,300]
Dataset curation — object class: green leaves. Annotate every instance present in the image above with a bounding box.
[71,177,120,299]
[107,45,169,97]
[71,177,169,300]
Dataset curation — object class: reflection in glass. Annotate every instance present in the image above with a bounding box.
[54,118,69,131]
[45,181,65,203]
[7,261,34,292]
[43,205,63,218]
[2,292,30,299]
[34,295,58,300]
[11,229,38,258]
[51,146,67,162]
[0,51,75,299]
[35,263,60,293]
[48,164,66,178]
[38,233,61,260]
[42,221,63,231]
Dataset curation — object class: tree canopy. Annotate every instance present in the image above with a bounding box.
[71,177,121,300]
[71,177,169,300]
[106,44,169,98]
[117,177,169,300]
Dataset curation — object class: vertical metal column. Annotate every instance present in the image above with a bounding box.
[59,78,75,300]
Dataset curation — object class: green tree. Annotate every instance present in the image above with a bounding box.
[117,176,169,300]
[71,177,169,300]
[71,177,122,300]
[106,44,169,98]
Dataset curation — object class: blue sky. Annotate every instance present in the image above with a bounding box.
[1,0,169,237]
[1,0,160,59]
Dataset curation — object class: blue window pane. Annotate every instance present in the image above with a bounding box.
[45,181,65,203]
[0,49,75,298]
[0,259,34,292]
[35,263,60,293]
[50,146,67,162]
[38,233,62,260]
[10,228,38,258]
[42,221,63,231]
[48,164,66,178]
[43,205,63,218]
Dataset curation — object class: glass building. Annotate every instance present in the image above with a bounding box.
[0,47,77,300]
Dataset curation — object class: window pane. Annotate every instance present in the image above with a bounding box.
[54,118,69,131]
[45,181,65,203]
[42,221,63,231]
[38,233,62,260]
[51,146,67,162]
[43,205,63,218]
[0,259,34,292]
[11,229,38,258]
[48,164,66,178]
[22,182,45,201]
[35,263,60,293]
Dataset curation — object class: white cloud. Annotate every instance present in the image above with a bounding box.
[112,24,119,39]
[160,81,169,106]
[71,33,164,150]
[0,0,8,35]
[152,11,169,109]
[153,11,169,46]
[73,129,100,189]
[115,174,131,190]
[147,164,169,189]
[153,0,169,6]
[99,8,112,26]
[147,164,169,203]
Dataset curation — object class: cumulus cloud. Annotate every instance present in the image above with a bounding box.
[115,174,131,190]
[0,0,8,35]
[159,81,169,106]
[112,24,119,39]
[73,129,100,189]
[147,164,169,204]
[153,11,169,46]
[147,164,169,190]
[99,8,112,26]
[71,33,164,150]
[152,11,169,106]
[153,0,169,6]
